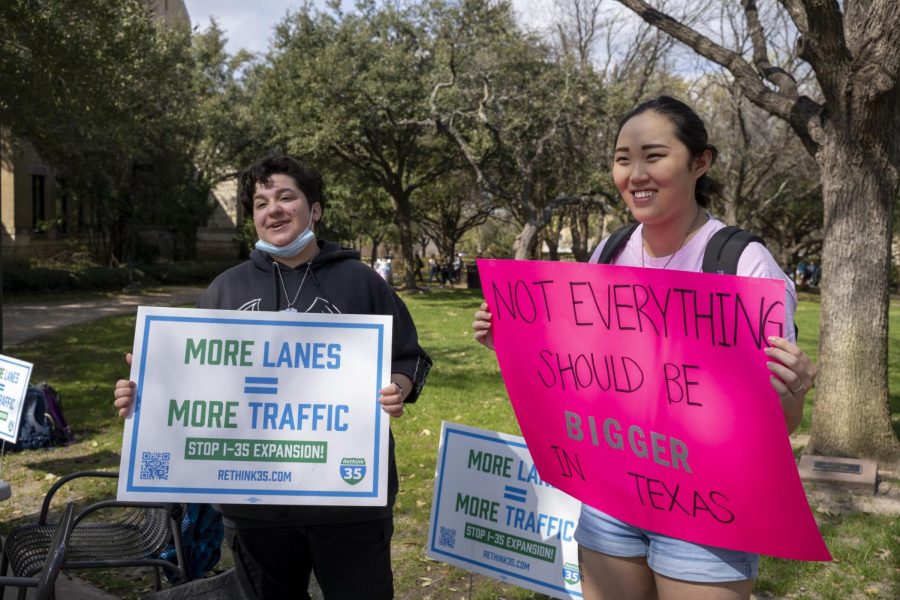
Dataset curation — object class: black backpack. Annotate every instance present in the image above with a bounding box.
[597,224,763,275]
[9,384,73,451]
[597,224,797,338]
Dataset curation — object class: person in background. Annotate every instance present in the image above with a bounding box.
[452,253,464,283]
[427,255,439,284]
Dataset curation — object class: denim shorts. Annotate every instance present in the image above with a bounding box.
[574,505,758,583]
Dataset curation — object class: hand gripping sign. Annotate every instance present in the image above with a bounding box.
[477,259,829,561]
[118,306,392,505]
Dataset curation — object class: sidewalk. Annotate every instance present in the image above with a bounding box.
[3,286,204,348]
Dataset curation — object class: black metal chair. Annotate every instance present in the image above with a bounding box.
[0,471,188,597]
[0,501,75,600]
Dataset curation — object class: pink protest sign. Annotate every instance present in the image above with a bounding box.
[477,258,829,561]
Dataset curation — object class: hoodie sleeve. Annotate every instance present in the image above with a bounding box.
[378,285,431,404]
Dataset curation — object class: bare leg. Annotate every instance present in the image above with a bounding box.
[579,545,657,600]
[655,572,751,600]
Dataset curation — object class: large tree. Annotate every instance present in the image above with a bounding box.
[256,2,455,288]
[429,0,610,259]
[415,170,493,261]
[615,0,900,460]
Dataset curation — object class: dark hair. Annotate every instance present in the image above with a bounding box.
[617,96,724,207]
[238,153,326,216]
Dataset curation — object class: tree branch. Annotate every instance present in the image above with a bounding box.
[614,0,823,155]
[777,0,809,36]
[742,0,798,97]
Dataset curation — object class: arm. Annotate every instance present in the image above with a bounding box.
[736,244,812,433]
[377,278,432,417]
[765,336,817,434]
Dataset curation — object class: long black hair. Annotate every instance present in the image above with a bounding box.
[617,96,724,207]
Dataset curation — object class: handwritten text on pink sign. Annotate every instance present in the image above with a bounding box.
[478,258,829,561]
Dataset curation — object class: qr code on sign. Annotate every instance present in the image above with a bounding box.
[140,451,171,480]
[439,526,456,549]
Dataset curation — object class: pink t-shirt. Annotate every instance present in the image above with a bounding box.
[590,216,797,341]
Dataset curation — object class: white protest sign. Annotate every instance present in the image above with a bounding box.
[0,354,34,445]
[0,354,33,444]
[427,422,583,599]
[118,306,392,505]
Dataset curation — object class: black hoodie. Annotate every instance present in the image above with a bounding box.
[197,241,431,528]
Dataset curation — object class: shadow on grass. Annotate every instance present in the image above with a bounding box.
[25,450,121,475]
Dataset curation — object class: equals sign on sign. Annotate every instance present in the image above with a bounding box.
[244,377,278,395]
[503,485,528,503]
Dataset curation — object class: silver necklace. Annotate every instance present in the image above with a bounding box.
[641,206,703,269]
[275,262,312,312]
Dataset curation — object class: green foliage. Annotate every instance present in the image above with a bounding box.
[414,170,492,260]
[253,2,458,286]
[138,260,241,286]
[3,260,238,294]
[2,264,131,293]
[190,19,261,183]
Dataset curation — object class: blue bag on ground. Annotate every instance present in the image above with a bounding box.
[9,383,73,451]
[160,503,224,582]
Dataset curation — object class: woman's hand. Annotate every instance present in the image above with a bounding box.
[472,302,495,350]
[379,374,413,418]
[113,353,135,418]
[765,336,817,434]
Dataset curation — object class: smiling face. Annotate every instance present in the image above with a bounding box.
[612,111,710,228]
[252,173,319,248]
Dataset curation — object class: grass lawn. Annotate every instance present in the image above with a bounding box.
[1,288,898,599]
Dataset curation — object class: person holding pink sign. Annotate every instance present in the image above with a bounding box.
[473,96,816,599]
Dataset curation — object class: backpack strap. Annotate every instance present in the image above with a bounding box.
[597,223,639,264]
[701,226,765,275]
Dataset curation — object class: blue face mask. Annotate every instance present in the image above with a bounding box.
[255,205,316,258]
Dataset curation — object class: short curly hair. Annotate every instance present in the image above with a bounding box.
[238,153,326,216]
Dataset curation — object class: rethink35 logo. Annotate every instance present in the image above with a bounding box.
[339,457,367,485]
[563,562,581,585]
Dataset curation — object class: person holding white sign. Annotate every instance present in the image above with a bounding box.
[115,153,431,600]
[473,97,817,600]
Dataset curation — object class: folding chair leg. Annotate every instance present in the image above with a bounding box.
[154,565,162,591]
[0,551,9,596]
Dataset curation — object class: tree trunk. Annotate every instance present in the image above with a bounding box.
[810,133,900,461]
[369,236,381,267]
[513,222,540,260]
[546,231,559,261]
[392,191,418,289]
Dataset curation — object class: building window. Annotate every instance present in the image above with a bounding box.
[32,174,46,232]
